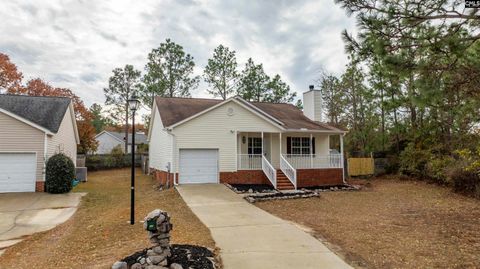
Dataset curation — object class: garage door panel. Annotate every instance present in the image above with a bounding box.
[0,153,36,193]
[179,149,218,184]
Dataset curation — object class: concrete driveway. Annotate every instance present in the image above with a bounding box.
[176,184,353,269]
[0,192,84,255]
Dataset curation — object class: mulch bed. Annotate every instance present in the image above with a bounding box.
[122,244,215,269]
[244,190,319,203]
[226,183,276,193]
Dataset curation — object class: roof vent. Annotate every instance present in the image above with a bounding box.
[309,85,314,90]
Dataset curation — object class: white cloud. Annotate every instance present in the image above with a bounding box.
[0,0,355,114]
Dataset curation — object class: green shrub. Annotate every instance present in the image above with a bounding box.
[46,153,75,194]
[399,143,431,178]
[111,145,125,166]
[425,155,455,185]
[137,143,149,154]
[450,167,480,198]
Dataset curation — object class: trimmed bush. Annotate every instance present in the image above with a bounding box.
[46,153,75,194]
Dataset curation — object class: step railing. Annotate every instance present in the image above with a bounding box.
[261,155,277,189]
[280,154,297,190]
[237,154,262,170]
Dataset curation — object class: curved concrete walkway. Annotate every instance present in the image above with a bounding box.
[0,192,84,256]
[176,184,352,269]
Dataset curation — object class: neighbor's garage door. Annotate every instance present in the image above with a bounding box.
[179,149,218,184]
[0,153,36,193]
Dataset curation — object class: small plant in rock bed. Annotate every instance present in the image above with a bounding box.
[45,153,75,194]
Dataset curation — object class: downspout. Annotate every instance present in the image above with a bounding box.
[166,128,178,186]
[43,133,48,181]
[340,133,346,184]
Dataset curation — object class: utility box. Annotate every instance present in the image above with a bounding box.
[76,167,88,182]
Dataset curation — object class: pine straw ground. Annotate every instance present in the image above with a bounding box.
[0,169,215,269]
[257,177,480,269]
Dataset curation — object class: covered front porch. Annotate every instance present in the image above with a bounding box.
[235,131,344,190]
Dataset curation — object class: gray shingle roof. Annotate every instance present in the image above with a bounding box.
[155,96,344,132]
[106,131,147,145]
[0,94,71,133]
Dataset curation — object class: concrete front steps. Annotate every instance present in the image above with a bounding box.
[276,170,295,190]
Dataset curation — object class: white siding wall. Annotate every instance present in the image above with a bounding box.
[281,132,330,156]
[149,107,173,171]
[96,133,123,154]
[172,101,281,172]
[47,106,77,165]
[0,111,45,181]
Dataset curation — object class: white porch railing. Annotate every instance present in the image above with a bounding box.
[283,154,343,169]
[262,155,277,189]
[237,154,262,170]
[280,154,297,190]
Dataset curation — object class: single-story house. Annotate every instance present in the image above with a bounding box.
[0,94,79,193]
[94,131,147,154]
[148,87,347,191]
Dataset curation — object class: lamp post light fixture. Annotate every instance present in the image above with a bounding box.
[127,94,140,225]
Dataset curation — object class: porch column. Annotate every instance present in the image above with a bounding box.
[261,132,264,156]
[235,130,238,170]
[310,133,313,168]
[340,134,345,182]
[279,132,282,156]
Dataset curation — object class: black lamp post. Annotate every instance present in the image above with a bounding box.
[127,94,140,225]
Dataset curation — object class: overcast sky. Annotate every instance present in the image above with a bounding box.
[0,0,356,109]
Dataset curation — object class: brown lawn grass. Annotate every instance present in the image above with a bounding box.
[257,177,480,269]
[0,169,215,269]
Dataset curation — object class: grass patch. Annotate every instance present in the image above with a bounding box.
[0,169,215,269]
[256,177,480,269]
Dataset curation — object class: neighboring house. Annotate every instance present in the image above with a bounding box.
[94,131,147,154]
[148,87,347,191]
[0,94,79,193]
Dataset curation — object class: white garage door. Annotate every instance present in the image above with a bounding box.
[179,149,218,184]
[0,153,36,193]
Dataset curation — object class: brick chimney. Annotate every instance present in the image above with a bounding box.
[303,85,322,122]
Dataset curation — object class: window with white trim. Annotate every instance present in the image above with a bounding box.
[248,137,262,155]
[291,137,310,155]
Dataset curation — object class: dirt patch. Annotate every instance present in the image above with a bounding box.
[256,177,480,269]
[0,169,216,269]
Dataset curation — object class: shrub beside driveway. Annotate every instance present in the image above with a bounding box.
[0,169,215,269]
[257,177,480,269]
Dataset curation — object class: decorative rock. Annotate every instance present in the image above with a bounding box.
[149,254,168,264]
[111,261,128,269]
[170,263,183,269]
[156,233,170,239]
[131,263,142,269]
[146,265,168,269]
[115,209,176,269]
[153,246,166,254]
[146,209,162,220]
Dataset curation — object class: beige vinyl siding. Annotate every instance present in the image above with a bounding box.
[172,101,282,172]
[149,106,173,171]
[0,111,45,181]
[47,106,77,165]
